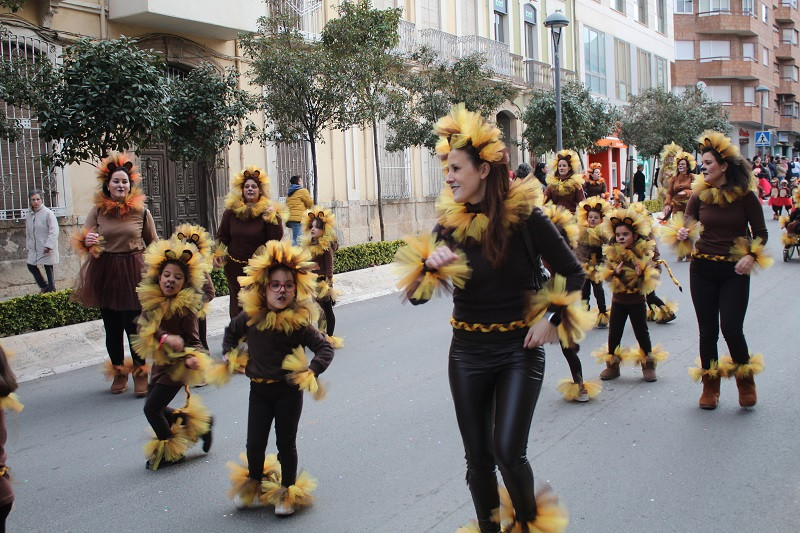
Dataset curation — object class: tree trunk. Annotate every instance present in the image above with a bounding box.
[372,116,385,241]
[309,137,319,205]
[203,158,219,234]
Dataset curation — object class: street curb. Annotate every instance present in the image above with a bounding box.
[6,264,399,383]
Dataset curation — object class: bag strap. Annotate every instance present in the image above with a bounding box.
[521,222,549,291]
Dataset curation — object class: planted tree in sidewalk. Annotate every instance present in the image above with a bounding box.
[3,37,167,166]
[387,47,518,153]
[321,0,403,241]
[521,80,620,155]
[166,63,258,231]
[241,10,351,204]
[619,86,730,158]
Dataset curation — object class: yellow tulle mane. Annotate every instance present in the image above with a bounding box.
[545,174,585,198]
[691,175,756,207]
[172,223,214,258]
[542,204,579,249]
[601,206,653,240]
[659,142,682,168]
[435,176,542,244]
[238,241,318,301]
[548,149,582,175]
[223,165,284,222]
[576,198,611,227]
[93,151,146,217]
[434,103,507,165]
[142,238,207,294]
[674,151,697,172]
[298,206,338,255]
[697,129,739,160]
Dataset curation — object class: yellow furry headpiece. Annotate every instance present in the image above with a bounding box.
[301,207,337,241]
[674,151,697,172]
[548,149,582,176]
[697,130,739,160]
[172,223,213,258]
[603,205,652,239]
[97,151,141,186]
[230,166,269,197]
[238,241,318,302]
[434,103,507,165]
[142,237,207,293]
[660,142,682,165]
[576,198,611,226]
[588,162,602,174]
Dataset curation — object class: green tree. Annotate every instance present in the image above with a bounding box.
[387,47,518,153]
[322,0,403,241]
[521,80,620,155]
[241,11,351,204]
[166,63,259,231]
[0,37,167,166]
[619,86,731,158]
[0,0,26,12]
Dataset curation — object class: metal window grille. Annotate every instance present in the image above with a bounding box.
[267,0,324,40]
[0,33,64,220]
[426,151,445,198]
[377,122,410,199]
[275,140,312,198]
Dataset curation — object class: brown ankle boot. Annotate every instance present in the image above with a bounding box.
[641,361,657,382]
[599,362,620,380]
[110,367,128,394]
[735,374,757,407]
[699,375,720,409]
[132,366,150,398]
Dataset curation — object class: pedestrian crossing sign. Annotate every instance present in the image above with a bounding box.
[755,131,771,146]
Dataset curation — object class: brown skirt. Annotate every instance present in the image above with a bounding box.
[71,251,144,311]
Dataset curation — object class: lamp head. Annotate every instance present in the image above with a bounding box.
[755,84,769,93]
[544,11,569,47]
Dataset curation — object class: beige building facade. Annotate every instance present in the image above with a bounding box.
[0,0,578,297]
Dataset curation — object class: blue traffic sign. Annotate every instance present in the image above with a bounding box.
[755,131,771,146]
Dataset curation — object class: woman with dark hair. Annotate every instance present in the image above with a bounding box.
[0,344,21,532]
[395,104,583,532]
[662,151,696,223]
[544,150,586,212]
[299,207,339,337]
[514,162,532,181]
[533,162,548,187]
[677,131,769,409]
[214,167,284,318]
[71,152,157,397]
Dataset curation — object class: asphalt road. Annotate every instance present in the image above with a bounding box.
[7,212,800,532]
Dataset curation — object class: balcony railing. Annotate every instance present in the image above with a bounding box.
[392,19,416,56]
[419,28,459,63]
[458,35,512,77]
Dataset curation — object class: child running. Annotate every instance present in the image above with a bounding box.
[133,237,218,470]
[593,205,668,381]
[223,241,334,517]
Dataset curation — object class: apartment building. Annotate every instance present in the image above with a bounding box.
[0,1,579,296]
[673,0,800,158]
[575,0,675,188]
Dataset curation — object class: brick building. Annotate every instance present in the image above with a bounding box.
[674,0,800,158]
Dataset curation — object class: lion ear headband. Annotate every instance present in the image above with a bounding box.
[308,211,326,220]
[104,160,133,178]
[243,169,261,180]
[610,216,634,227]
[164,249,194,263]
[175,232,201,244]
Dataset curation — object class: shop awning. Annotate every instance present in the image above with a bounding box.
[596,137,627,149]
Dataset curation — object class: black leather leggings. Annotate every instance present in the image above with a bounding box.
[646,291,665,308]
[449,335,546,532]
[143,383,182,440]
[561,345,583,383]
[608,301,651,355]
[690,258,751,369]
[99,308,145,366]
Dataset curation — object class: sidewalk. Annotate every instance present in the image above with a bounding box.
[5,264,398,383]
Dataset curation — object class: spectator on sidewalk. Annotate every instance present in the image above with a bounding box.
[533,161,548,187]
[285,176,313,245]
[633,164,646,201]
[25,189,59,293]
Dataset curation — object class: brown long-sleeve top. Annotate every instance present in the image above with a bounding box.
[665,173,693,212]
[685,191,768,257]
[419,208,585,341]
[544,185,586,213]
[0,409,12,507]
[216,209,284,263]
[144,311,204,387]
[584,179,607,199]
[222,312,334,380]
[312,247,334,281]
[83,206,157,252]
[609,257,648,306]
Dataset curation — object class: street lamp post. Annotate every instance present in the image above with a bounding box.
[544,11,570,152]
[755,84,769,157]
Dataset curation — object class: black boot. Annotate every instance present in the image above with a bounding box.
[201,417,214,453]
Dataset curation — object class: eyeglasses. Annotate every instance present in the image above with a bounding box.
[268,281,296,292]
